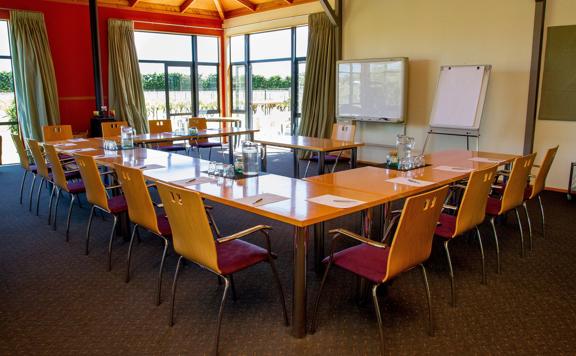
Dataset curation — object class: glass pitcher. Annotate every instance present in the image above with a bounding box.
[120,126,134,149]
[396,134,415,161]
[242,141,262,176]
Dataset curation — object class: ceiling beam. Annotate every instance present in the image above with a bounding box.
[129,0,141,7]
[179,0,198,13]
[319,0,338,26]
[212,0,225,20]
[233,0,256,11]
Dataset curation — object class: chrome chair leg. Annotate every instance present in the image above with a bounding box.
[85,206,96,255]
[47,184,56,224]
[35,178,45,216]
[538,195,546,238]
[107,215,119,271]
[475,226,487,285]
[304,160,311,178]
[310,258,333,333]
[371,283,385,355]
[19,170,28,204]
[229,274,237,301]
[268,257,289,326]
[420,264,434,336]
[443,240,455,307]
[53,188,62,231]
[28,174,37,211]
[169,255,184,327]
[206,209,221,238]
[125,224,139,283]
[523,202,533,250]
[490,217,501,274]
[65,193,77,241]
[214,276,231,355]
[156,236,169,306]
[514,208,525,257]
[208,147,212,161]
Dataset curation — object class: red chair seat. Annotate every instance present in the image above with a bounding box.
[107,195,128,214]
[193,142,222,148]
[157,213,172,237]
[435,213,457,239]
[485,197,502,216]
[493,183,532,200]
[67,181,86,194]
[217,239,268,275]
[324,243,391,284]
[308,154,350,163]
[27,164,38,173]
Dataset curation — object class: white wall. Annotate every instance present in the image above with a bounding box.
[533,0,576,190]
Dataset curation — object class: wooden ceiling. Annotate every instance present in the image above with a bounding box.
[101,0,318,20]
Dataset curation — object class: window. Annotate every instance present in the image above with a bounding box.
[229,26,308,136]
[0,20,18,165]
[135,31,220,121]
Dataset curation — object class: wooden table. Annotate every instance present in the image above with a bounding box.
[47,138,386,339]
[254,135,364,178]
[205,117,242,127]
[132,127,258,164]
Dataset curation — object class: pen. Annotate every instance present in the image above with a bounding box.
[186,178,197,183]
[333,199,355,203]
[252,198,263,205]
[139,166,147,170]
[407,178,421,184]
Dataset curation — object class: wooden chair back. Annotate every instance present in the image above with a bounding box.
[453,165,498,237]
[149,120,173,147]
[43,125,73,142]
[385,186,449,281]
[113,164,160,234]
[101,121,128,138]
[531,146,559,199]
[500,153,536,214]
[26,139,50,179]
[44,144,70,192]
[12,134,32,170]
[75,154,109,210]
[331,123,356,141]
[188,117,208,143]
[156,182,220,273]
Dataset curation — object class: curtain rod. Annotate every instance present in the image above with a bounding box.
[222,13,312,29]
[134,20,223,31]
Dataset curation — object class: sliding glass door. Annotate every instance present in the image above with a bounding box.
[251,61,291,136]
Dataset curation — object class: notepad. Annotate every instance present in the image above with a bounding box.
[433,166,474,173]
[54,143,76,147]
[307,194,365,209]
[468,157,502,163]
[386,177,434,187]
[235,193,289,207]
[133,164,165,171]
[170,177,218,187]
[63,148,96,153]
[68,138,89,142]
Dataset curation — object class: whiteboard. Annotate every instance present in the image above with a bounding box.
[429,65,491,131]
[337,58,408,122]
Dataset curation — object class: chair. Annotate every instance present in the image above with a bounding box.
[188,117,223,160]
[434,165,498,306]
[27,139,54,216]
[149,120,186,152]
[304,123,356,177]
[43,124,73,142]
[311,186,449,354]
[155,182,288,354]
[114,164,173,305]
[44,144,85,240]
[485,153,536,274]
[522,146,558,241]
[101,121,128,138]
[12,134,37,206]
[74,154,128,270]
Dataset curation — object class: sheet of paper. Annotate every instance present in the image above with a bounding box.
[433,165,474,173]
[170,177,218,187]
[93,153,120,159]
[307,194,365,209]
[133,164,165,171]
[386,177,435,187]
[54,143,76,147]
[468,157,503,163]
[63,148,96,153]
[68,138,89,142]
[235,193,290,207]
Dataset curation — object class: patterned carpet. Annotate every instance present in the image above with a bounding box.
[1,151,575,355]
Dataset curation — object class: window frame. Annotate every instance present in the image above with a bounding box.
[0,19,16,129]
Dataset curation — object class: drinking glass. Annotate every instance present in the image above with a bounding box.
[215,162,224,176]
[224,164,235,178]
[207,161,216,175]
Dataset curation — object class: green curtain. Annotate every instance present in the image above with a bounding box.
[298,12,337,141]
[9,10,60,141]
[108,19,148,134]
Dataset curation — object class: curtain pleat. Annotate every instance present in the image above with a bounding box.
[298,13,337,141]
[108,19,148,134]
[9,10,60,140]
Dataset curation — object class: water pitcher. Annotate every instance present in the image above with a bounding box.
[121,126,134,149]
[242,141,261,176]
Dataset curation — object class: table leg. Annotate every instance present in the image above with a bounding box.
[228,136,234,164]
[293,148,300,178]
[351,148,358,169]
[292,226,308,338]
[318,152,326,175]
[314,222,325,274]
[261,144,268,172]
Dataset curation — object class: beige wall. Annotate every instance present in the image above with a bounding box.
[342,0,535,165]
[533,0,576,190]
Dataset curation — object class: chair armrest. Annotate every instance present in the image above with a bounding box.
[217,225,272,244]
[496,170,510,176]
[64,169,80,174]
[146,183,156,189]
[105,184,122,190]
[443,204,458,211]
[100,170,116,176]
[329,228,387,249]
